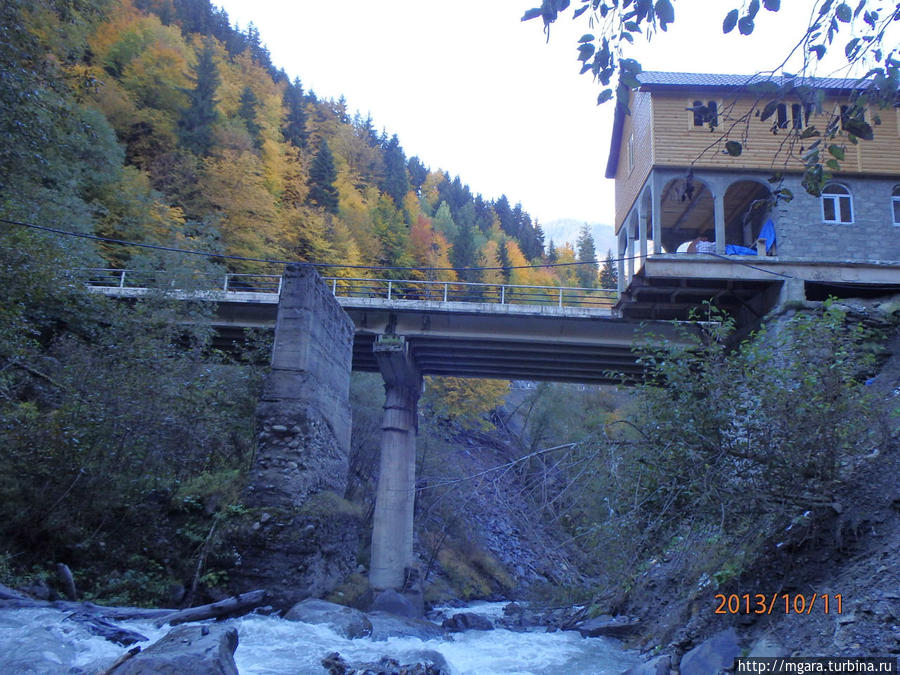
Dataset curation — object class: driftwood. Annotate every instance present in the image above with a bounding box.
[96,646,141,675]
[155,590,268,627]
[65,611,148,646]
[0,588,268,627]
[0,597,175,620]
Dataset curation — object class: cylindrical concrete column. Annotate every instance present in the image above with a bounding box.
[369,382,419,591]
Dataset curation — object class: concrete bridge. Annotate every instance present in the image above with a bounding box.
[87,265,697,597]
[87,267,691,383]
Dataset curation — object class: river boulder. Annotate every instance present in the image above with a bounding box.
[367,611,445,641]
[622,653,671,675]
[109,624,238,675]
[283,598,372,639]
[322,650,449,675]
[678,627,742,675]
[442,612,494,632]
[576,615,642,639]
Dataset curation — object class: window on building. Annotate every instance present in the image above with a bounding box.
[839,105,851,130]
[791,103,803,129]
[892,186,900,225]
[776,103,789,129]
[821,184,853,224]
[707,101,718,127]
[804,102,815,126]
[692,100,718,127]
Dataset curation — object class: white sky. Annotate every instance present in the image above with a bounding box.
[212,1,886,229]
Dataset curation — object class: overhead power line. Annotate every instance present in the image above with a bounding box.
[0,216,625,271]
[2,215,807,281]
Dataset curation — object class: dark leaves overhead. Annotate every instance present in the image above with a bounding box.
[655,0,674,31]
[723,9,739,33]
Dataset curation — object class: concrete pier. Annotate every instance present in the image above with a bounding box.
[233,264,357,607]
[369,335,422,591]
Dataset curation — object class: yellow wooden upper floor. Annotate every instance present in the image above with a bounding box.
[607,72,900,231]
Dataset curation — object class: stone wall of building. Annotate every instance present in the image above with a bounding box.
[231,264,359,608]
[776,175,900,263]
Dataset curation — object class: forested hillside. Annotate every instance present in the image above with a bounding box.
[2,0,602,286]
[0,0,604,603]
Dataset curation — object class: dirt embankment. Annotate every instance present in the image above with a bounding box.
[621,315,900,662]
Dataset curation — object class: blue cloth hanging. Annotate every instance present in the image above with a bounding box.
[759,219,776,253]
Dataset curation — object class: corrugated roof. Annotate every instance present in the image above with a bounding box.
[637,71,868,91]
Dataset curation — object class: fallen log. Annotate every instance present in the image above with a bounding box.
[0,589,268,628]
[0,583,28,600]
[0,596,175,620]
[155,590,268,627]
[65,611,148,646]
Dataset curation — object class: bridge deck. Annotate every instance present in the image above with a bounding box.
[87,271,696,383]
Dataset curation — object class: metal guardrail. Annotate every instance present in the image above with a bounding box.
[82,269,617,309]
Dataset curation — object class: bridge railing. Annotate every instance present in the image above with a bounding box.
[322,277,617,308]
[82,270,617,309]
[83,269,284,294]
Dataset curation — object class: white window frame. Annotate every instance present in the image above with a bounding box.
[821,183,854,224]
[892,186,900,226]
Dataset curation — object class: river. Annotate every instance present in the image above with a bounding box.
[0,602,640,674]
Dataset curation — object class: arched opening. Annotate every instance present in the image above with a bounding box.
[659,175,714,253]
[723,180,772,248]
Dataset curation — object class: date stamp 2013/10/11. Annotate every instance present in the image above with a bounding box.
[714,593,843,615]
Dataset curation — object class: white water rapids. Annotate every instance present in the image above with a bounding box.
[0,602,640,674]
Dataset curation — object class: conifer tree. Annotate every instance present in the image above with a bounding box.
[497,239,512,284]
[599,248,618,289]
[576,224,598,288]
[533,223,546,259]
[407,156,428,195]
[238,86,262,150]
[452,222,480,283]
[178,41,219,156]
[547,239,559,265]
[380,134,410,205]
[494,195,514,237]
[433,201,457,241]
[282,78,308,149]
[308,139,339,213]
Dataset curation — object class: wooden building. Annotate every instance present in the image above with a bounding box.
[605,71,900,322]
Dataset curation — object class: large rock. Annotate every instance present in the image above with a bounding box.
[442,612,494,632]
[621,653,670,675]
[110,625,238,675]
[576,615,642,639]
[367,611,445,641]
[371,588,423,618]
[322,650,449,675]
[679,628,742,675]
[283,598,372,639]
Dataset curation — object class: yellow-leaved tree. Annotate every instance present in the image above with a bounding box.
[422,377,509,430]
